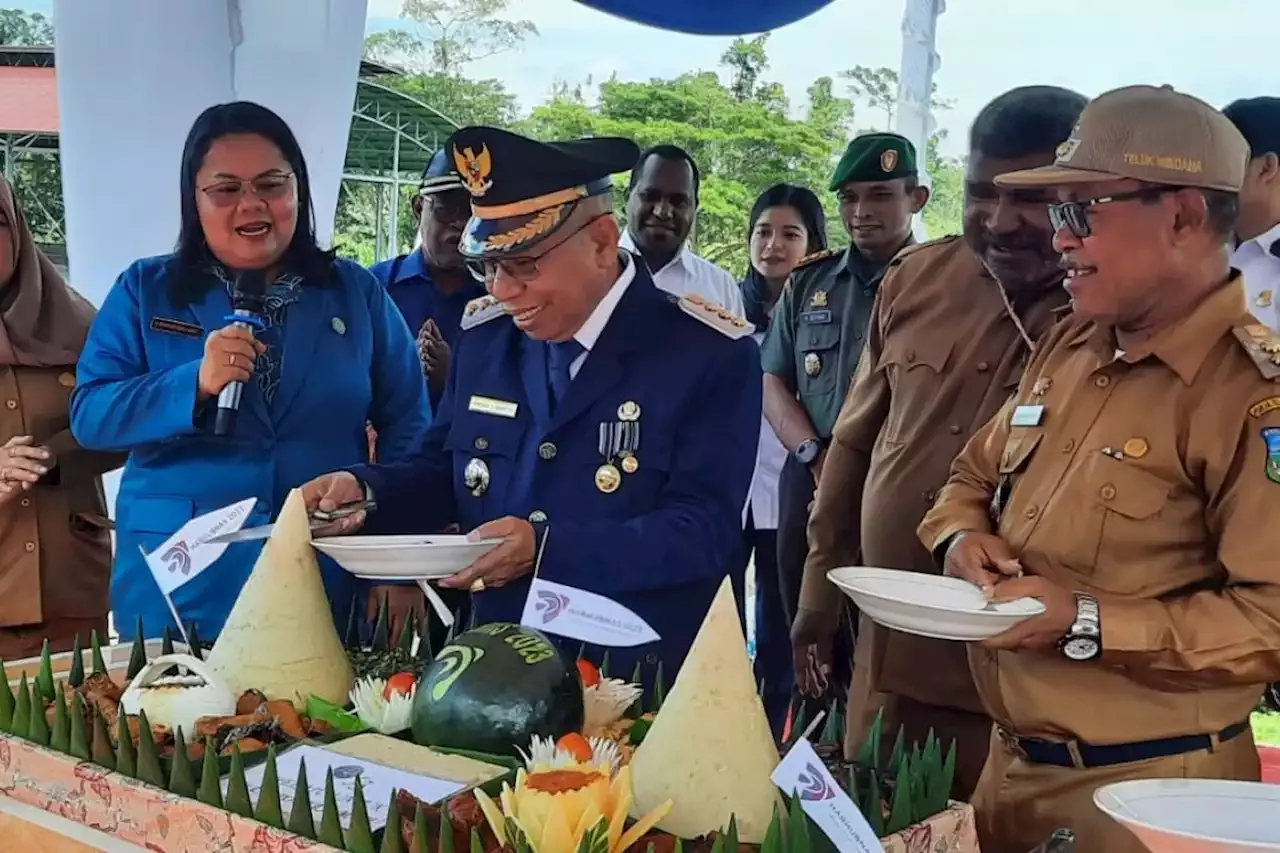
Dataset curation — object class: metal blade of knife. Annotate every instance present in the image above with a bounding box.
[205,499,374,545]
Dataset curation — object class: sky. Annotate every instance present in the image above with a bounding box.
[15,0,1274,158]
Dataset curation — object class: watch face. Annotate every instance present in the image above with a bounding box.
[1063,637,1100,661]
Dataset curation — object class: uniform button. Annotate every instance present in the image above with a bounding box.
[1094,375,1110,388]
[19,497,29,507]
[538,442,557,460]
[644,653,659,665]
[1024,505,1039,519]
[1062,439,1076,453]
[923,489,936,502]
[474,437,489,451]
[976,361,990,372]
[529,510,548,523]
[24,542,35,552]
[5,400,15,410]
[948,424,962,435]
[1100,484,1117,501]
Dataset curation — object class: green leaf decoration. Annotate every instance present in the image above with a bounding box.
[626,660,645,719]
[344,775,376,853]
[287,756,315,839]
[599,650,610,679]
[645,844,656,853]
[575,818,610,853]
[167,728,195,798]
[224,745,254,818]
[820,698,842,745]
[887,724,906,777]
[885,759,914,835]
[409,802,430,853]
[127,618,148,680]
[786,792,813,851]
[27,688,50,747]
[318,768,345,848]
[725,814,740,850]
[135,710,165,787]
[160,625,175,657]
[650,661,665,713]
[372,594,391,654]
[934,739,957,817]
[115,712,137,778]
[437,799,456,853]
[627,717,652,746]
[345,598,363,650]
[49,689,69,754]
[36,640,56,703]
[68,692,90,761]
[68,634,85,689]
[11,675,32,738]
[469,828,484,853]
[186,622,204,660]
[380,791,405,853]
[416,615,434,664]
[90,629,108,675]
[398,616,415,655]
[198,737,224,809]
[856,707,884,769]
[503,816,534,853]
[863,773,884,837]
[708,834,726,853]
[672,839,684,853]
[576,641,586,662]
[761,803,784,853]
[254,743,284,828]
[0,662,14,731]
[91,708,115,771]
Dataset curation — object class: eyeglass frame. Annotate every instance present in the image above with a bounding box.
[198,171,296,208]
[1047,185,1180,239]
[465,213,609,286]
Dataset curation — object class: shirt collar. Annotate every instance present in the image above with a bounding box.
[394,248,430,283]
[619,229,692,275]
[1067,273,1248,385]
[572,253,638,352]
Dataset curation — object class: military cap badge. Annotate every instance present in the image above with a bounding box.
[453,143,494,197]
[880,149,899,172]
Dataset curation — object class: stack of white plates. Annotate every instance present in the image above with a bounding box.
[826,566,1045,641]
[1094,779,1280,852]
[313,535,502,581]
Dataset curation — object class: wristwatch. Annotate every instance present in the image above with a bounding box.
[794,438,823,467]
[1061,592,1101,661]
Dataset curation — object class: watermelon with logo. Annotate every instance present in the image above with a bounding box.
[410,623,584,757]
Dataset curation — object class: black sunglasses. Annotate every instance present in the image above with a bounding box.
[1048,186,1179,238]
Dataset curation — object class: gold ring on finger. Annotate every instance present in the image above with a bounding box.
[469,578,486,593]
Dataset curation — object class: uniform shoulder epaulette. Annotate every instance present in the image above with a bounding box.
[676,293,755,340]
[1233,323,1280,380]
[460,294,504,330]
[887,235,960,269]
[793,247,841,271]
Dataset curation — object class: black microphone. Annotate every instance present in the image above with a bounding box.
[214,270,268,437]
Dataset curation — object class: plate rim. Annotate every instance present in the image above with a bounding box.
[827,566,1046,617]
[1093,779,1280,850]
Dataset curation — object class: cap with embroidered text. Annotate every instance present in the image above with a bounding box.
[447,125,639,261]
[829,132,917,191]
[995,85,1248,192]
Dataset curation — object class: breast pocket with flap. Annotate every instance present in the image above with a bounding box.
[1056,451,1170,578]
[877,337,955,444]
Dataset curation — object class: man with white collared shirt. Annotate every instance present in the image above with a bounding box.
[622,145,745,315]
[1224,97,1280,330]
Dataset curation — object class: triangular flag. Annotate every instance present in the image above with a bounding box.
[143,498,256,595]
[520,577,660,647]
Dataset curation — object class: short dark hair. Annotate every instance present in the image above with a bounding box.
[969,86,1089,159]
[170,101,334,306]
[748,183,830,255]
[628,144,701,197]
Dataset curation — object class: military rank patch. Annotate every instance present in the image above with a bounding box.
[1250,396,1280,419]
[460,294,505,330]
[1263,427,1280,484]
[677,293,755,339]
[1233,325,1280,380]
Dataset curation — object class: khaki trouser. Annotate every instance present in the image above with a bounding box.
[972,725,1261,853]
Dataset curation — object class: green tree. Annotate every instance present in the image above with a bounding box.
[366,0,537,75]
[0,8,53,45]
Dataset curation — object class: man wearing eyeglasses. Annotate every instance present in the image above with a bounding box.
[369,150,486,408]
[917,85,1280,853]
[299,126,762,688]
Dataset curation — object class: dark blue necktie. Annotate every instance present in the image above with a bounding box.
[547,339,585,409]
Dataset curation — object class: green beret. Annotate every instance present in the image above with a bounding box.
[829,132,918,190]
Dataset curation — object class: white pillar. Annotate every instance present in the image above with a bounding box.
[52,0,368,512]
[893,0,945,241]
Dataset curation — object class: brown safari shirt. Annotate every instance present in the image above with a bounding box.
[918,276,1280,744]
[801,236,1068,713]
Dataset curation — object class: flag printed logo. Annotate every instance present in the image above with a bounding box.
[535,589,570,624]
[162,541,193,576]
[773,737,883,853]
[142,498,257,596]
[798,763,836,801]
[520,577,660,648]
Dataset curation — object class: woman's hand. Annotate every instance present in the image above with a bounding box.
[197,326,266,400]
[0,435,53,501]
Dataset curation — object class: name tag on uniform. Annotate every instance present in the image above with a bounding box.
[150,317,203,338]
[1010,404,1045,427]
[800,309,833,325]
[468,395,519,418]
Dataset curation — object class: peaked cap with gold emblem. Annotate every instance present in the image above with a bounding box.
[447,125,640,261]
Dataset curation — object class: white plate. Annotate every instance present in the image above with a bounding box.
[826,566,1045,641]
[1094,779,1280,852]
[313,535,502,579]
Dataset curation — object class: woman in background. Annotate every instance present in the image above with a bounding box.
[0,173,124,658]
[72,102,429,641]
[740,183,828,739]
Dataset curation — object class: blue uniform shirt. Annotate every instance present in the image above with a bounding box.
[71,254,431,639]
[350,258,762,687]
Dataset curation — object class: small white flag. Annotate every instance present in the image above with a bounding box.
[772,737,885,853]
[143,498,257,595]
[520,577,660,647]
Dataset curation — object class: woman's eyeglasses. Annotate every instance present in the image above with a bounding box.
[200,172,295,207]
[1048,186,1176,239]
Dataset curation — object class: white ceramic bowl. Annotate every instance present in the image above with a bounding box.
[826,566,1045,641]
[1094,779,1280,852]
[313,534,502,579]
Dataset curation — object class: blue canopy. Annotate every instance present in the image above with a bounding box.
[575,0,836,35]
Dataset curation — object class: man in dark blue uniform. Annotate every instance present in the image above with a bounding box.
[302,126,762,686]
[369,149,486,408]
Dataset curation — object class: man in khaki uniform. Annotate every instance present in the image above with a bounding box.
[918,84,1280,853]
[794,86,1086,799]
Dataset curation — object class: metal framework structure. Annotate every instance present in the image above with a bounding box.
[0,47,459,266]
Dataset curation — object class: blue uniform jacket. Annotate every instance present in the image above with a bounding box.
[351,262,762,687]
[70,254,431,640]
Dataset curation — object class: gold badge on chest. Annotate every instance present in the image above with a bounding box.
[595,463,622,494]
[596,403,643,493]
[463,457,490,497]
[804,352,822,377]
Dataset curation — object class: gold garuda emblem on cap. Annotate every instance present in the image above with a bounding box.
[880,149,899,172]
[453,143,494,197]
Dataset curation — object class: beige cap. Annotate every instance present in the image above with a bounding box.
[995,85,1248,192]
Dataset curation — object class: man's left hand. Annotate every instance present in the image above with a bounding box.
[440,516,536,590]
[980,574,1078,652]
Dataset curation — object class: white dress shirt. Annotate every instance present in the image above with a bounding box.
[1232,222,1280,331]
[620,230,745,316]
[744,330,787,530]
[563,251,637,378]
